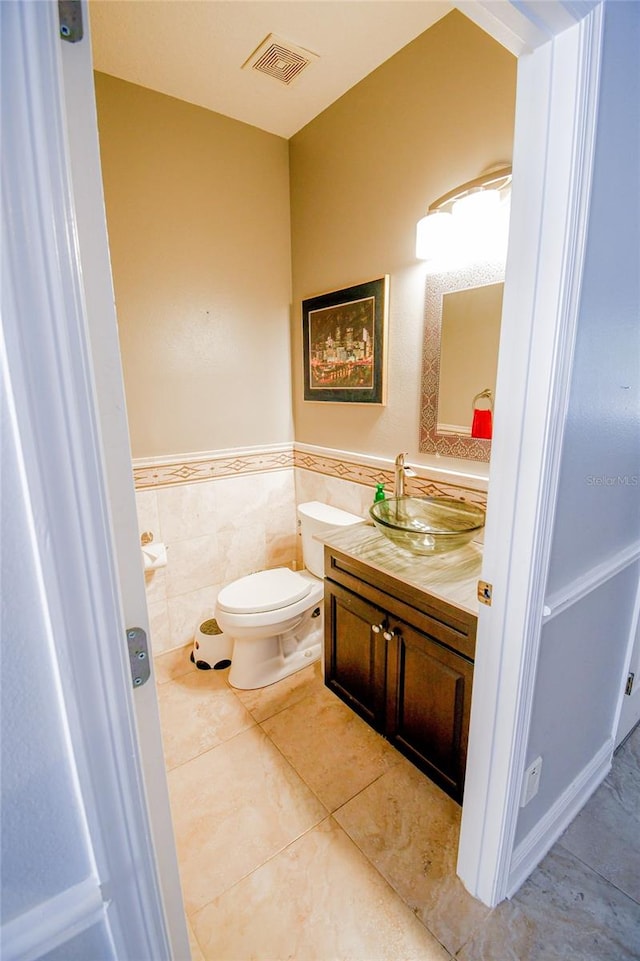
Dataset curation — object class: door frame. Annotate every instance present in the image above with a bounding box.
[2,2,186,958]
[57,7,191,956]
[6,6,609,952]
[455,1,605,904]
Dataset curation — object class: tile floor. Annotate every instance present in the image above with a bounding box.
[154,647,640,961]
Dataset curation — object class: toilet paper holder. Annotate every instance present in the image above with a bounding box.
[141,531,168,571]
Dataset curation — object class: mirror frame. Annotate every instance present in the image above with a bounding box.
[419,261,505,463]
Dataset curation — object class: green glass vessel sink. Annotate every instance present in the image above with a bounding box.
[369,496,485,555]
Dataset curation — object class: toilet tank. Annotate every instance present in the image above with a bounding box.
[297,501,363,578]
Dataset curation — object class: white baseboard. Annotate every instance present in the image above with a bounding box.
[506,739,613,898]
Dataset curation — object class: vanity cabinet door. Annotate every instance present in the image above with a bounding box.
[324,581,387,731]
[385,621,473,803]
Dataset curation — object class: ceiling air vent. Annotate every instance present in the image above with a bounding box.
[243,34,318,86]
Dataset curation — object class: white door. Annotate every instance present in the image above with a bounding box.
[1,3,189,958]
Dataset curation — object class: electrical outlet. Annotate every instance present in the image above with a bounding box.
[521,755,543,807]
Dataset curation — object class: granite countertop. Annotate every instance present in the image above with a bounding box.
[321,521,483,617]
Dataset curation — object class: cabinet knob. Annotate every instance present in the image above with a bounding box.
[383,630,395,641]
[372,624,382,634]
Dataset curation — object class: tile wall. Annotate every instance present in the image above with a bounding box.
[134,444,487,655]
[135,455,297,655]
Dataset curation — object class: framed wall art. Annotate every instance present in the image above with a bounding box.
[302,276,389,404]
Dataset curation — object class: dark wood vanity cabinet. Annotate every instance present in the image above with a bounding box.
[322,581,387,730]
[324,546,476,803]
[385,620,473,802]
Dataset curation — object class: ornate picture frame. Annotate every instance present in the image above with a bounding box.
[302,276,389,404]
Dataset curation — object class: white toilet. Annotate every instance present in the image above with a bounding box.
[215,501,363,690]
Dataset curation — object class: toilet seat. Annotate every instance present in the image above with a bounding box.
[216,568,312,615]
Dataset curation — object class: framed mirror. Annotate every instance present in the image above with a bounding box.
[419,262,505,462]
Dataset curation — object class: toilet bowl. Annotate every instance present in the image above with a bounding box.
[215,501,363,690]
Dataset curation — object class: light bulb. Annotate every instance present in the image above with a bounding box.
[451,188,500,224]
[415,210,455,261]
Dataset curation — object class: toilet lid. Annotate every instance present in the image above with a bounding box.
[216,568,312,615]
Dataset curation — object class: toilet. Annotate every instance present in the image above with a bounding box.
[215,501,363,690]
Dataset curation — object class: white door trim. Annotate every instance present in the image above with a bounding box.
[456,0,599,56]
[2,3,175,957]
[456,1,604,905]
[9,0,609,934]
[57,4,191,955]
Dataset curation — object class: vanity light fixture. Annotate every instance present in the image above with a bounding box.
[416,165,512,265]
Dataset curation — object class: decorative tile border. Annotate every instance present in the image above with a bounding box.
[293,447,487,507]
[132,442,487,507]
[133,446,294,489]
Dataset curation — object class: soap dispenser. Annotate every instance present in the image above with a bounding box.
[374,483,386,503]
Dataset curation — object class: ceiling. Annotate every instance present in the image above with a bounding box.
[89,1,454,139]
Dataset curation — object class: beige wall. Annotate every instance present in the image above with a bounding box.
[93,15,511,656]
[95,10,515,469]
[94,73,293,458]
[289,10,516,464]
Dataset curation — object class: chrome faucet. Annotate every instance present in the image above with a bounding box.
[394,452,416,498]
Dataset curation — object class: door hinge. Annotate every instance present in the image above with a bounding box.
[477,580,493,606]
[127,627,150,689]
[58,1,83,42]
[625,672,634,696]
